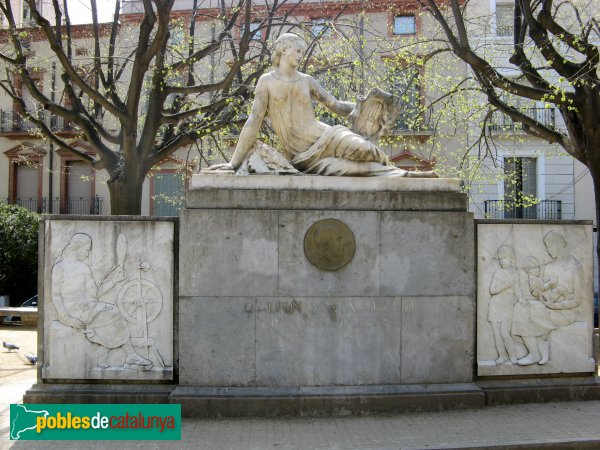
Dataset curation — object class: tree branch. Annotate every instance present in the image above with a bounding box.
[28,3,127,121]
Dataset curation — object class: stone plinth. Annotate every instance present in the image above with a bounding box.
[37,216,177,382]
[179,175,475,390]
[477,221,595,376]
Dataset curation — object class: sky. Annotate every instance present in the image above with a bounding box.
[66,0,117,24]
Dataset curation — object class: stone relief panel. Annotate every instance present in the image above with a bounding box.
[477,223,595,376]
[42,220,174,381]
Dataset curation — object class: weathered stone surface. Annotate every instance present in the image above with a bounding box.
[179,209,279,298]
[401,296,474,383]
[253,298,402,386]
[179,177,475,388]
[192,174,461,192]
[180,207,474,300]
[186,188,467,211]
[478,377,600,405]
[380,212,475,297]
[187,175,466,212]
[278,211,380,297]
[179,297,256,387]
[24,384,174,405]
[41,218,175,381]
[179,295,475,387]
[169,383,484,417]
[477,222,595,376]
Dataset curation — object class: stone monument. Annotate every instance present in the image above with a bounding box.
[24,34,599,415]
[171,33,480,415]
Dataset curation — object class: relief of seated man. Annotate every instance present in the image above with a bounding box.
[207,33,435,177]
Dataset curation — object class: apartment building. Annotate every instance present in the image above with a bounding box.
[465,0,595,222]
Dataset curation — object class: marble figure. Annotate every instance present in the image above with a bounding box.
[206,33,435,177]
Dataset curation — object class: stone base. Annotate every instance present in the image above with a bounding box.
[23,383,174,404]
[170,384,484,417]
[478,377,600,405]
[24,378,600,417]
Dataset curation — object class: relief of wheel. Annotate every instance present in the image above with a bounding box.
[117,279,163,324]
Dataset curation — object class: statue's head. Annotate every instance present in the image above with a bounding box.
[64,233,92,260]
[272,33,306,68]
[543,230,567,259]
[496,245,515,268]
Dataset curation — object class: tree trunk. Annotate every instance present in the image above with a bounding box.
[590,166,600,328]
[108,175,145,215]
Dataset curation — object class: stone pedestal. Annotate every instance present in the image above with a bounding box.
[174,175,478,413]
[23,177,600,415]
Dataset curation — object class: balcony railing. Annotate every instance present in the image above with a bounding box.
[0,110,73,133]
[65,197,103,215]
[484,199,562,220]
[488,107,556,132]
[5,197,58,214]
[0,197,102,215]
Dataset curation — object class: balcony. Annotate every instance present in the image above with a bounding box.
[64,197,103,215]
[484,199,562,220]
[487,108,556,133]
[0,110,73,134]
[0,197,57,213]
[0,197,103,215]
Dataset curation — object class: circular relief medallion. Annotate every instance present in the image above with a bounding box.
[304,219,356,271]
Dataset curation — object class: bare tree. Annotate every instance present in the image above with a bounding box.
[420,0,599,266]
[0,0,292,214]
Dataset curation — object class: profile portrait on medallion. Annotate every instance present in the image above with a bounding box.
[304,219,356,271]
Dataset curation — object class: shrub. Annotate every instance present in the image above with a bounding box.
[0,203,39,305]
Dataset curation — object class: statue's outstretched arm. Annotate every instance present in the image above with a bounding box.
[212,76,269,171]
[309,76,354,117]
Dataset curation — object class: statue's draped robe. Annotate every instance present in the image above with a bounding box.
[267,74,407,177]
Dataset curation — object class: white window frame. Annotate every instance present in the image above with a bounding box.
[249,22,262,40]
[496,149,546,201]
[393,15,416,35]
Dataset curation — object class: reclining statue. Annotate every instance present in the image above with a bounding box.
[206,33,435,177]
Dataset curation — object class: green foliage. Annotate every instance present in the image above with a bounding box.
[0,203,39,305]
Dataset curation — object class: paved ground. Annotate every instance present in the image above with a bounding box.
[2,325,600,449]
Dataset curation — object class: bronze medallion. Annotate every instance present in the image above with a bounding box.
[304,219,356,271]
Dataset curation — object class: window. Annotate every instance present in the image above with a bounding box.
[496,3,513,36]
[503,157,537,218]
[393,16,416,35]
[311,18,332,37]
[23,4,31,22]
[152,172,185,216]
[249,22,262,40]
[390,66,421,130]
